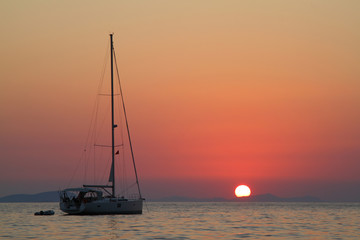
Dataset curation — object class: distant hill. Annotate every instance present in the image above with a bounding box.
[0,191,322,203]
[0,191,59,202]
[233,193,322,202]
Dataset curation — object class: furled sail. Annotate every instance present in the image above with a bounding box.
[109,162,114,182]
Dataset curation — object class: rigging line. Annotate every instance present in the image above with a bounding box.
[81,42,109,185]
[93,138,96,184]
[84,149,88,184]
[115,148,120,197]
[92,96,111,146]
[66,150,86,188]
[96,133,111,185]
[83,42,109,151]
[93,137,96,184]
[96,146,104,184]
[100,153,112,187]
[97,41,110,95]
[114,83,126,193]
[122,137,127,197]
[114,96,127,197]
[65,40,112,189]
[113,48,143,198]
[118,182,137,196]
[91,92,111,182]
[65,42,110,188]
[92,99,100,184]
[92,96,109,182]
[88,75,107,147]
[85,42,110,185]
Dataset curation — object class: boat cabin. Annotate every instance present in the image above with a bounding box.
[60,188,103,204]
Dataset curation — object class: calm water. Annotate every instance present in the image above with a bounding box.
[0,202,359,239]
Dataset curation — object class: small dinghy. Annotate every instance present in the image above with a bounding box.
[34,210,55,216]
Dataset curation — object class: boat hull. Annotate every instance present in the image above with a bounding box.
[60,198,143,215]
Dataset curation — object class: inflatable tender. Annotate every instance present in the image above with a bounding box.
[34,210,55,216]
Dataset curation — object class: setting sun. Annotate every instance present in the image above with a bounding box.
[235,185,251,198]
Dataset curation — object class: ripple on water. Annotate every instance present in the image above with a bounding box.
[1,202,360,239]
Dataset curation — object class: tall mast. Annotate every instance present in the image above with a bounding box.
[110,33,115,197]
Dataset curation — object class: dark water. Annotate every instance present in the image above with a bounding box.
[1,202,359,239]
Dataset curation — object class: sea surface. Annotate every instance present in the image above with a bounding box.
[0,202,359,239]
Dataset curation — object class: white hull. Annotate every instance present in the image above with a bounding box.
[60,198,143,215]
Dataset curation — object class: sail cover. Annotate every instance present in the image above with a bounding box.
[108,162,114,182]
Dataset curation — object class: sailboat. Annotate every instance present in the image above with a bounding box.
[59,34,144,214]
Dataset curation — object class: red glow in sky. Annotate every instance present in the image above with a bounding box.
[1,1,360,201]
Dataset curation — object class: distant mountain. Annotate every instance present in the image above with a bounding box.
[0,191,59,202]
[0,191,322,203]
[232,193,322,202]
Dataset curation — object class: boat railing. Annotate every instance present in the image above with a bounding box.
[127,193,141,200]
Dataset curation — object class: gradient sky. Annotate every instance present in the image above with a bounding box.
[1,0,359,201]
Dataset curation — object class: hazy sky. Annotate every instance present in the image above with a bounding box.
[1,0,359,201]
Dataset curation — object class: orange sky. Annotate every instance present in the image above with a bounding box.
[1,1,360,201]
